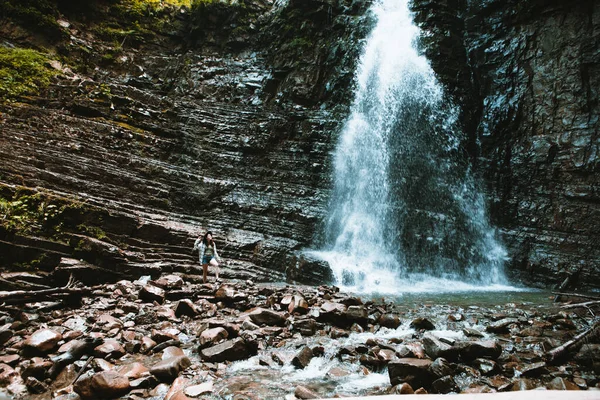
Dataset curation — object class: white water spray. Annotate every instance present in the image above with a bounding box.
[311,0,509,293]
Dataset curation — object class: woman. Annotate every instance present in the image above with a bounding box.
[193,231,220,284]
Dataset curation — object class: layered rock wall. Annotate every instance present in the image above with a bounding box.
[411,0,600,288]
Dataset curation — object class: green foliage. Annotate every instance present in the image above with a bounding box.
[0,0,65,39]
[0,48,56,100]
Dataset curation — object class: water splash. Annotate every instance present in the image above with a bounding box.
[315,0,508,293]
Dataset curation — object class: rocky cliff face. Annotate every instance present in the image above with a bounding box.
[411,0,599,288]
[0,0,370,285]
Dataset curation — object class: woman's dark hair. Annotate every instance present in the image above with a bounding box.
[203,231,213,245]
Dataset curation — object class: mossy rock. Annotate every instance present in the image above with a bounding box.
[0,47,57,100]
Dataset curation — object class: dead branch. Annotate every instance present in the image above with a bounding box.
[545,320,600,363]
[552,292,600,301]
[561,300,600,309]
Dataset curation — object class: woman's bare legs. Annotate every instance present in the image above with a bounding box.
[209,259,220,281]
[202,263,209,284]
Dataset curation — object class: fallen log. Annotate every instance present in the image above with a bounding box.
[0,275,108,305]
[544,320,600,363]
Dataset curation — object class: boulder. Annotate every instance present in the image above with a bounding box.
[294,385,319,399]
[150,355,191,382]
[346,305,368,326]
[23,329,62,353]
[247,308,286,327]
[153,274,184,289]
[388,358,434,388]
[215,286,235,302]
[486,318,519,333]
[200,338,253,362]
[430,357,454,378]
[117,362,149,379]
[292,318,317,336]
[140,285,165,304]
[288,294,309,314]
[162,346,185,360]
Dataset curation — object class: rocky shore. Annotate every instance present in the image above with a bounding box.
[0,273,598,399]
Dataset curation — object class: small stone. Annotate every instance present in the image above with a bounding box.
[215,286,235,302]
[117,362,149,379]
[153,274,184,289]
[432,375,459,394]
[288,294,309,314]
[463,327,485,338]
[199,327,228,348]
[388,382,414,394]
[0,324,14,346]
[423,333,459,361]
[520,362,547,377]
[94,339,126,360]
[241,318,260,331]
[25,376,48,394]
[472,358,499,375]
[162,346,185,360]
[294,385,319,399]
[457,340,502,361]
[410,318,435,331]
[247,308,286,327]
[184,381,213,397]
[486,318,519,333]
[175,299,199,317]
[141,336,157,353]
[200,338,251,362]
[388,358,434,388]
[547,377,580,390]
[430,357,454,378]
[150,356,191,382]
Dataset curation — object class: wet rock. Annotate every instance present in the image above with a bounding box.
[519,362,547,377]
[547,377,580,390]
[21,357,53,380]
[292,346,314,369]
[162,346,185,359]
[288,294,309,314]
[23,328,62,354]
[432,375,459,394]
[0,363,19,386]
[423,333,459,361]
[388,382,414,394]
[486,318,519,333]
[247,308,286,327]
[141,337,157,353]
[215,286,235,302]
[74,370,130,399]
[0,324,14,346]
[510,378,536,391]
[150,355,191,382]
[97,314,123,331]
[414,387,428,394]
[25,375,48,394]
[117,362,149,380]
[379,314,401,329]
[130,375,158,390]
[430,357,454,378]
[292,318,317,336]
[140,285,166,304]
[388,358,434,388]
[94,339,126,360]
[375,348,397,363]
[152,329,180,343]
[360,354,383,370]
[175,299,199,317]
[574,344,600,367]
[472,358,499,375]
[241,318,260,331]
[0,355,19,366]
[92,358,115,372]
[50,337,102,378]
[153,274,184,290]
[200,338,253,362]
[294,385,319,399]
[165,376,191,400]
[346,305,368,326]
[410,318,435,331]
[185,381,213,397]
[463,327,485,338]
[199,327,229,348]
[457,340,502,361]
[330,327,349,338]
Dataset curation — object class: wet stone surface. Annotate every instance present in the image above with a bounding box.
[0,276,598,399]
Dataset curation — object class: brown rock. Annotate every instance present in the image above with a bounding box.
[430,357,453,378]
[294,385,319,399]
[292,346,314,369]
[288,294,309,314]
[141,336,157,353]
[175,299,199,317]
[117,362,149,379]
[379,314,401,329]
[150,356,191,382]
[184,381,214,397]
[153,274,184,290]
[74,370,130,400]
[215,286,235,302]
[23,328,62,353]
[510,378,536,391]
[152,329,180,343]
[96,314,123,331]
[388,358,434,388]
[414,387,428,394]
[472,358,499,375]
[0,363,19,386]
[519,361,547,377]
[165,376,191,400]
[547,377,580,390]
[432,375,459,394]
[94,339,126,360]
[247,308,286,327]
[410,317,436,331]
[457,340,502,361]
[0,324,14,346]
[162,346,185,360]
[140,285,165,304]
[388,382,414,394]
[26,376,48,394]
[293,318,317,336]
[199,327,228,348]
[21,357,53,380]
[423,333,459,361]
[486,318,519,333]
[200,338,252,362]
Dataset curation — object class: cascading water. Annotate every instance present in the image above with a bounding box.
[310,0,509,293]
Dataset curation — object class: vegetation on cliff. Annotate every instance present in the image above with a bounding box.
[0,48,56,100]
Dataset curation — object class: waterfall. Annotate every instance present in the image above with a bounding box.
[310,0,509,293]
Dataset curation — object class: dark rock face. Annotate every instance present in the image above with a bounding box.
[0,0,370,285]
[411,0,600,288]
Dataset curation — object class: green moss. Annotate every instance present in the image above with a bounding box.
[77,224,107,240]
[0,48,57,100]
[0,0,65,39]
